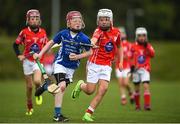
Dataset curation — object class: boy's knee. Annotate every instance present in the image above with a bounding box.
[59,83,66,92]
[86,88,95,95]
[143,82,150,90]
[34,79,41,85]
[27,84,33,90]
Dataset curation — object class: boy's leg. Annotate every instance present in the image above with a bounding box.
[33,69,43,105]
[54,81,66,120]
[71,80,96,99]
[141,69,151,110]
[119,77,127,105]
[33,69,42,88]
[53,73,69,122]
[83,80,108,121]
[23,59,34,115]
[24,75,34,115]
[121,69,134,104]
[71,81,96,122]
[143,82,151,110]
[132,71,141,110]
[71,62,98,99]
[116,69,127,105]
[124,77,134,104]
[134,83,141,110]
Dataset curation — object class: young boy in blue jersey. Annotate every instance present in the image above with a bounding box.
[33,11,92,122]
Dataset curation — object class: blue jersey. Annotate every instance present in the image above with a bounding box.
[53,29,91,69]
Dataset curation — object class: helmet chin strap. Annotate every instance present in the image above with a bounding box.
[137,40,147,45]
[29,25,39,33]
[99,26,110,31]
[69,28,81,33]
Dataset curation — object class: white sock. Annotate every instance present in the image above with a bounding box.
[88,106,94,112]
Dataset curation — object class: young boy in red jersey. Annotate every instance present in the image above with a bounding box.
[131,27,155,110]
[115,32,134,105]
[71,9,123,121]
[13,9,48,115]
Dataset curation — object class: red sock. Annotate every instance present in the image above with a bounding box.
[27,99,33,110]
[144,91,150,107]
[134,91,140,108]
[86,106,94,115]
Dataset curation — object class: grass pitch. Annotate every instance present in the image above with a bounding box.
[0,79,180,123]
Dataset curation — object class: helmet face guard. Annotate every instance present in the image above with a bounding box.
[66,11,85,32]
[135,27,148,43]
[97,9,113,24]
[26,9,41,27]
[97,9,113,31]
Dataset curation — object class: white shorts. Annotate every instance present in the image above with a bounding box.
[53,63,75,81]
[132,68,150,83]
[115,68,130,78]
[23,59,40,75]
[86,62,112,84]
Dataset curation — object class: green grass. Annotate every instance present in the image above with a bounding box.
[0,79,180,123]
[0,36,180,122]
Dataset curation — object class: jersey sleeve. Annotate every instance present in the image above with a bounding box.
[39,29,49,47]
[43,30,49,46]
[129,43,136,66]
[92,28,102,40]
[116,32,121,47]
[80,33,91,51]
[83,39,91,51]
[15,30,24,45]
[146,43,155,57]
[53,31,62,44]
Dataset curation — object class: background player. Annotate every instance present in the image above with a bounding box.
[115,31,134,105]
[131,27,155,110]
[42,49,55,76]
[13,9,48,115]
[33,11,92,122]
[71,9,123,121]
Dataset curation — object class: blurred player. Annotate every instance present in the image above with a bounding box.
[42,50,55,76]
[131,27,155,110]
[115,32,134,105]
[13,9,48,115]
[33,11,92,122]
[71,9,123,121]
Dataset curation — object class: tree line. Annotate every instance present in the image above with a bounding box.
[0,0,179,40]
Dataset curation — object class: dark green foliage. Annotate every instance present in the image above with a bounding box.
[0,0,179,39]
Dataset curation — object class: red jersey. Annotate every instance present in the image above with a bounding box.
[131,42,155,72]
[15,27,48,62]
[115,40,132,69]
[89,27,121,66]
[42,53,55,65]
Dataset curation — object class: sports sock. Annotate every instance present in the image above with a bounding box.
[43,83,48,90]
[54,107,61,117]
[144,91,150,107]
[27,99,33,110]
[86,106,94,115]
[134,91,140,108]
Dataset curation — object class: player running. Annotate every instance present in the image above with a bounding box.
[131,27,155,111]
[71,9,123,121]
[13,9,48,115]
[115,32,134,105]
[33,11,92,122]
